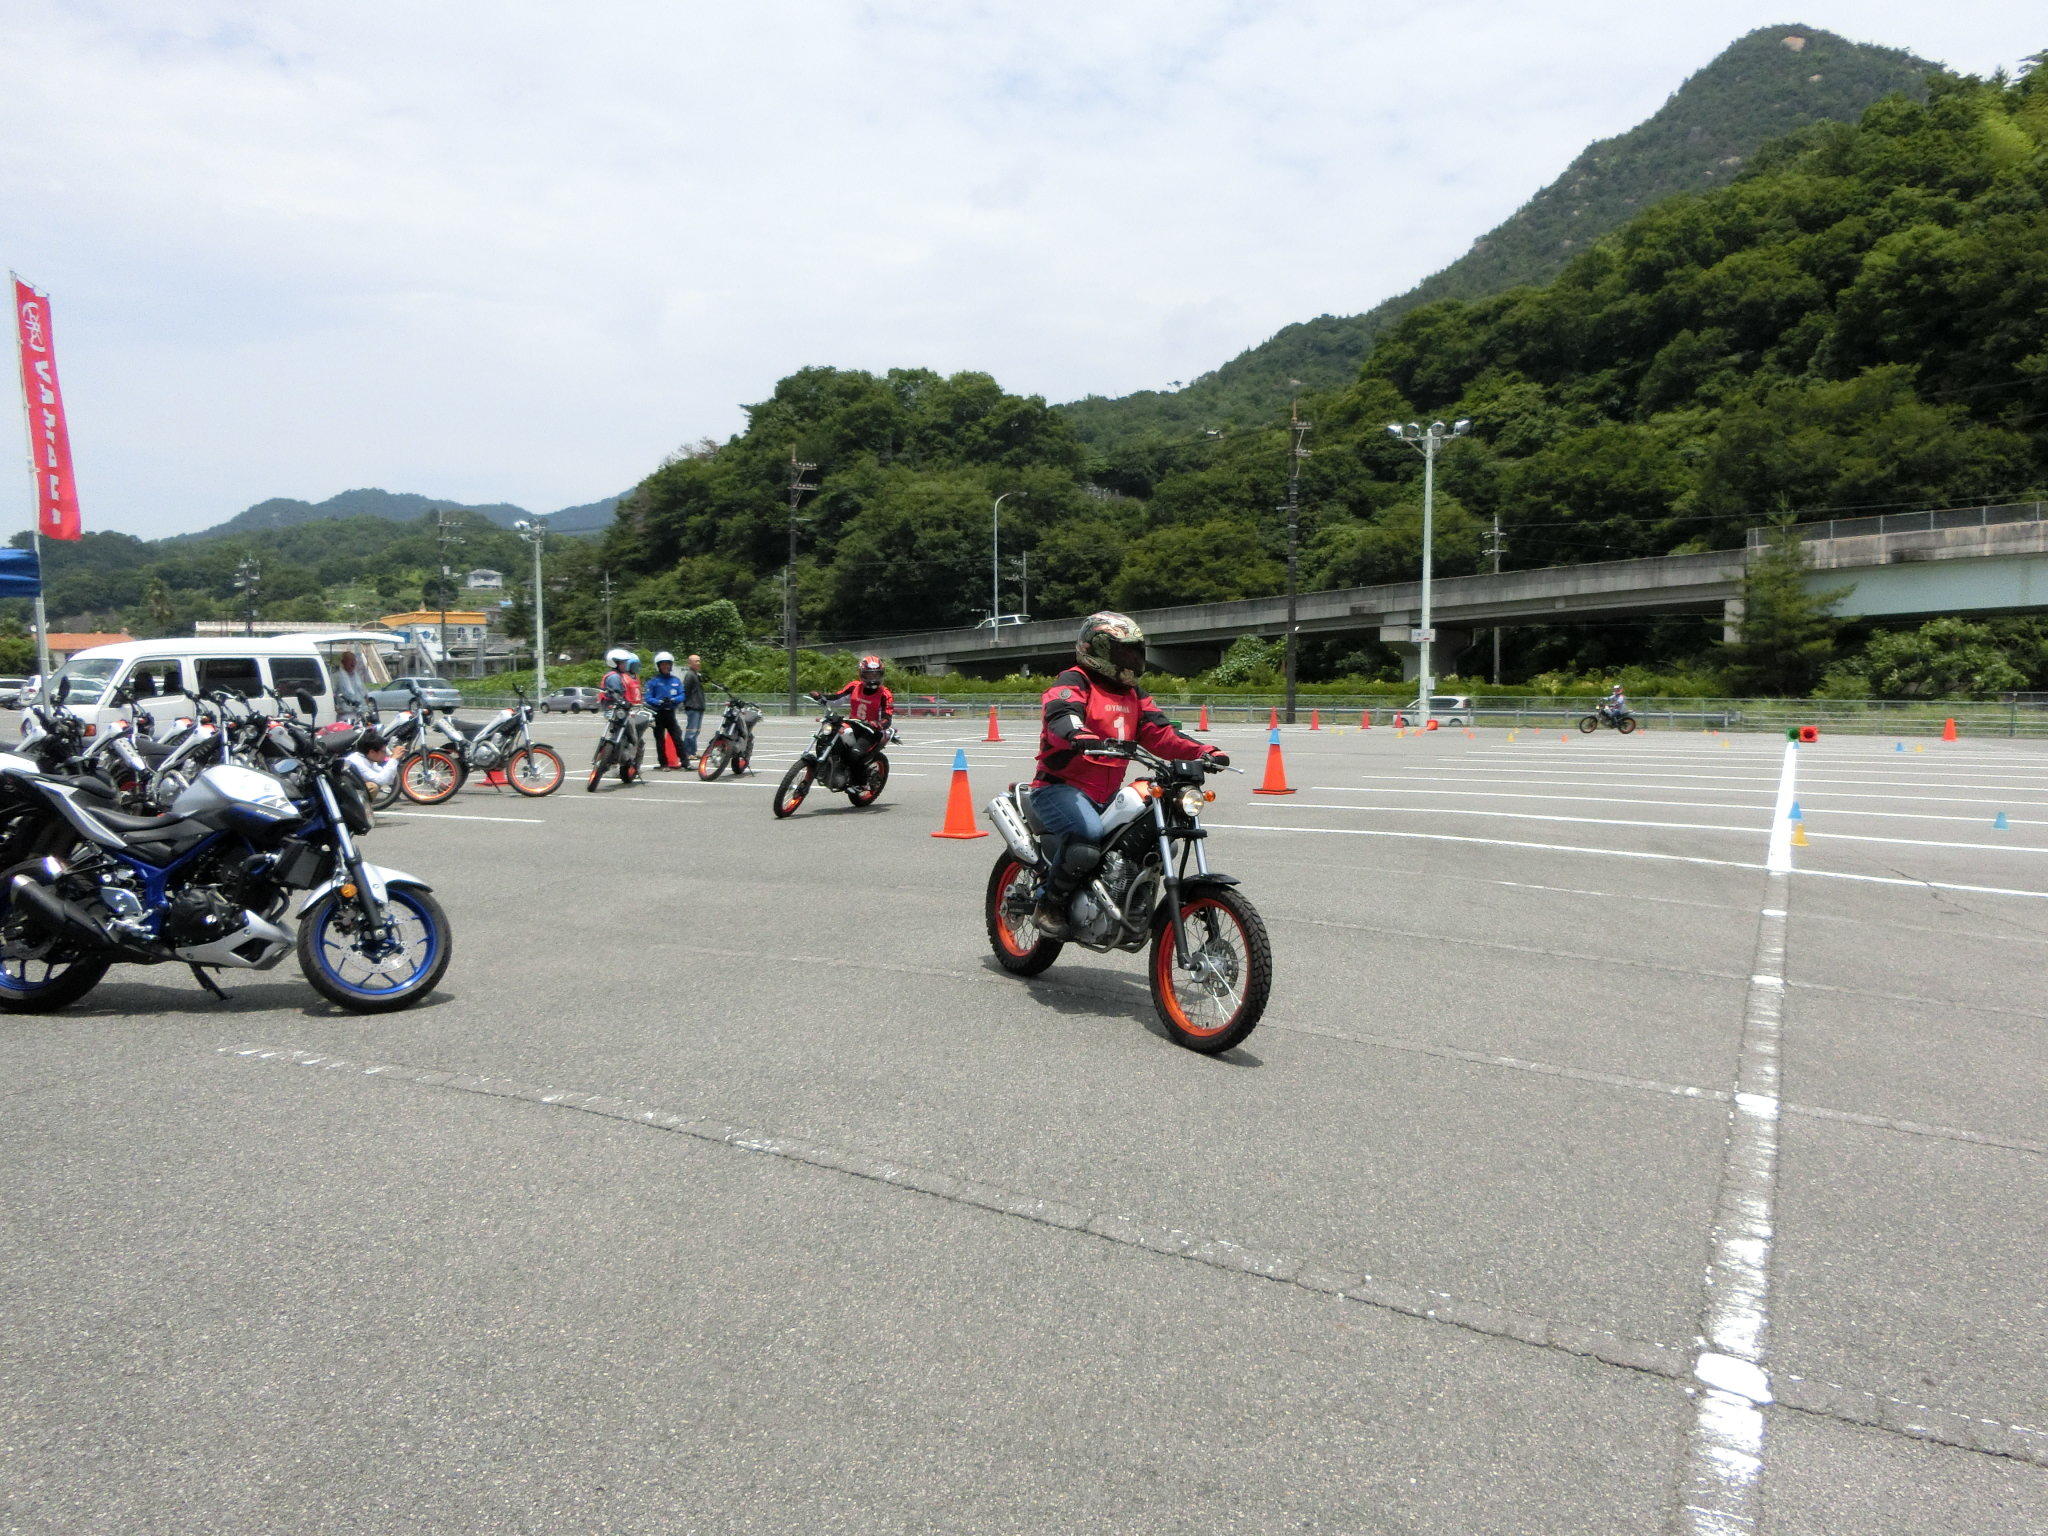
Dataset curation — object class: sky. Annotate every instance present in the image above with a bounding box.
[2,2,2040,539]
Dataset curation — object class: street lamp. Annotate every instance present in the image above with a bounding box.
[1386,418,1472,729]
[991,491,1024,630]
[513,515,551,695]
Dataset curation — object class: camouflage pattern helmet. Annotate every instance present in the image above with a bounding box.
[1075,612,1147,686]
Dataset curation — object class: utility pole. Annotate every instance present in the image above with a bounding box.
[515,515,550,694]
[1008,551,1030,619]
[1282,393,1311,724]
[598,569,616,648]
[233,556,261,637]
[1387,419,1473,727]
[1485,509,1506,685]
[785,447,818,715]
[432,507,460,672]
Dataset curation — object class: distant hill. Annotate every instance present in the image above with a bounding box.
[1060,25,1938,450]
[184,487,619,540]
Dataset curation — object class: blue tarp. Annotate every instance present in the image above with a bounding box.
[0,547,40,599]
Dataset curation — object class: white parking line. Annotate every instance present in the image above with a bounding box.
[1767,742,1799,873]
[1260,801,1767,837]
[379,810,545,825]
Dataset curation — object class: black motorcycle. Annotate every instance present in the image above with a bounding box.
[772,698,889,817]
[0,701,450,1014]
[587,698,649,791]
[1579,702,1639,734]
[696,684,761,781]
[982,740,1269,1054]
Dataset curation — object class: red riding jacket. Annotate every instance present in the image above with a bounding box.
[827,679,893,726]
[1033,667,1208,804]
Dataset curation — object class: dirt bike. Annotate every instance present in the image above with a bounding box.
[1579,705,1638,735]
[771,698,889,817]
[696,684,761,780]
[400,683,565,802]
[983,740,1269,1054]
[587,700,650,791]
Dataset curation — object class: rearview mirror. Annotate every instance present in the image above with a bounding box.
[298,692,317,715]
[54,676,69,705]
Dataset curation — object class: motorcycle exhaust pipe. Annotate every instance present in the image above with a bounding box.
[10,875,112,949]
[985,795,1039,866]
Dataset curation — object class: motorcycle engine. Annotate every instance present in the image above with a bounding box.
[163,886,246,948]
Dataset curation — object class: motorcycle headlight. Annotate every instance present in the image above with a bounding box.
[1177,786,1206,817]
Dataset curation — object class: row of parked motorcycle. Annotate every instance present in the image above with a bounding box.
[0,678,450,1016]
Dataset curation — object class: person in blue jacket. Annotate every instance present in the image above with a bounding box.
[645,651,689,769]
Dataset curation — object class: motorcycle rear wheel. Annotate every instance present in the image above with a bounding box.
[1617,717,1638,735]
[0,859,110,1013]
[772,760,813,818]
[401,750,465,805]
[506,745,564,796]
[847,753,889,807]
[985,853,1061,976]
[1149,886,1271,1054]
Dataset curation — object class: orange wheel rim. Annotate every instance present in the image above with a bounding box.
[1154,897,1245,1037]
[993,862,1037,956]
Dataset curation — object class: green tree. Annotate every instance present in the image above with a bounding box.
[635,599,748,667]
[1723,520,1851,694]
[142,576,177,637]
[1819,618,2027,698]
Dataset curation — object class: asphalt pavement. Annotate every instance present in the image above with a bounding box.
[3,712,2043,1533]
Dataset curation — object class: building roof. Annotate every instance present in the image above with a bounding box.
[48,632,133,650]
[378,610,490,627]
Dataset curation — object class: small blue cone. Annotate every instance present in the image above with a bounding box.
[1268,727,1281,745]
[1895,741,1905,752]
[1994,811,2010,831]
[1789,801,1802,822]
[952,747,968,771]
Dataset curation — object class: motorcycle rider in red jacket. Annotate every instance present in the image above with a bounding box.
[824,656,894,758]
[1031,613,1227,938]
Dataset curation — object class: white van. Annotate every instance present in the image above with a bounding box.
[35,633,405,734]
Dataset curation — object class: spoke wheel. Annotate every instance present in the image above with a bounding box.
[1578,716,1598,734]
[985,853,1060,976]
[772,760,814,819]
[847,753,889,807]
[400,750,464,805]
[698,741,730,781]
[1617,717,1638,735]
[0,860,109,1013]
[1149,888,1271,1054]
[505,745,565,796]
[297,885,451,1013]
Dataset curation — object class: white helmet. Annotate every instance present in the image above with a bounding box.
[605,647,630,667]
[653,651,675,665]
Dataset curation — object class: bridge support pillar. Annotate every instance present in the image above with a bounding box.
[1722,598,1745,643]
[1380,626,1473,682]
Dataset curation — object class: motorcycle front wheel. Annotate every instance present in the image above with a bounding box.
[847,752,889,807]
[985,853,1061,976]
[772,759,814,818]
[619,735,644,783]
[587,736,613,792]
[0,860,110,1013]
[400,750,465,804]
[506,745,565,796]
[297,885,451,1013]
[1578,715,1599,734]
[1149,886,1272,1054]
[697,739,730,780]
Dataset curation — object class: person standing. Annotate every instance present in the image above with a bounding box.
[645,651,688,769]
[333,650,370,723]
[680,653,706,767]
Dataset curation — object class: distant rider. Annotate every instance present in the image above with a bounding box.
[1601,684,1629,723]
[1030,613,1228,939]
[824,655,895,759]
[645,651,688,769]
[599,648,646,781]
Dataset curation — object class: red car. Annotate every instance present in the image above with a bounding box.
[898,694,959,717]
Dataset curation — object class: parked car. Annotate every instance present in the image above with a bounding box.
[37,633,400,732]
[1394,693,1476,727]
[541,686,602,713]
[0,675,30,709]
[369,675,464,712]
[973,614,1027,631]
[898,694,960,717]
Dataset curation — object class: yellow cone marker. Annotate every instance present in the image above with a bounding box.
[1790,822,1809,847]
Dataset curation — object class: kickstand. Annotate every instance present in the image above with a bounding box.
[189,965,231,1001]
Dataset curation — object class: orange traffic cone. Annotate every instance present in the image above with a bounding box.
[483,770,508,787]
[1309,708,1321,731]
[1268,707,1279,730]
[932,748,989,839]
[659,733,682,769]
[1424,718,1439,732]
[1942,717,1958,742]
[1198,703,1210,732]
[1359,709,1371,731]
[984,706,1003,744]
[1253,729,1295,795]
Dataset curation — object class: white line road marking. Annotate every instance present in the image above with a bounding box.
[378,810,545,824]
[1263,802,1770,836]
[1767,743,1799,873]
[1676,878,1788,1532]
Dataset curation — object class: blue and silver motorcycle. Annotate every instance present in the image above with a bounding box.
[0,698,450,1014]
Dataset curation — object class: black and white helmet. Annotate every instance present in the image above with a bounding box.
[1076,612,1147,687]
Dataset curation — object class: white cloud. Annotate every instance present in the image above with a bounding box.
[1,0,2037,535]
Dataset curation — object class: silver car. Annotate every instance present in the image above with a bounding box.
[369,675,464,712]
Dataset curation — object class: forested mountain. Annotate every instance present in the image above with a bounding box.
[598,61,2048,688]
[1058,26,1936,454]
[182,487,620,540]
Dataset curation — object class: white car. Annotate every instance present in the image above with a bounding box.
[1395,694,1476,727]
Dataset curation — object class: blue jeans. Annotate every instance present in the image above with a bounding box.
[1031,782,1105,890]
[682,707,703,758]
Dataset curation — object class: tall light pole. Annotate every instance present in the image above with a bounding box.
[1387,418,1472,728]
[514,515,550,694]
[785,448,817,715]
[991,491,1023,628]
[233,557,261,637]
[1282,396,1310,723]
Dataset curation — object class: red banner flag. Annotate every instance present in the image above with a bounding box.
[12,277,81,541]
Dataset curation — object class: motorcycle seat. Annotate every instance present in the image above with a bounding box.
[89,807,199,841]
[131,738,180,761]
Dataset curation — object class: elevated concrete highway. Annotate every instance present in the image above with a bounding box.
[849,504,2048,678]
